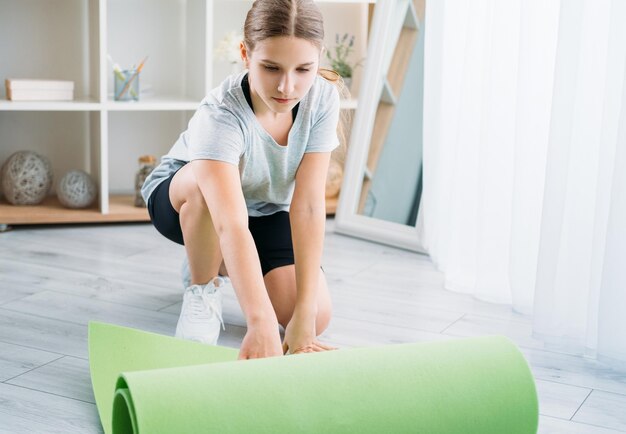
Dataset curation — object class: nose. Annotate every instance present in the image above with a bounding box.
[277,72,294,96]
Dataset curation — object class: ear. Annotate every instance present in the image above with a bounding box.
[240,41,249,68]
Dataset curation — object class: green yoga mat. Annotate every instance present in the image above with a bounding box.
[88,321,538,434]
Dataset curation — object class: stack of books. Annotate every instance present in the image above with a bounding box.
[5,79,74,101]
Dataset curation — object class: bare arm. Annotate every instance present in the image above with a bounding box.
[283,152,332,353]
[190,159,281,358]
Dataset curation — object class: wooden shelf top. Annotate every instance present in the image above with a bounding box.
[0,195,149,225]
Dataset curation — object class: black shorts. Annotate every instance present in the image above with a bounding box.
[147,170,296,276]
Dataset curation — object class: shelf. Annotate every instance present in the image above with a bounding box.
[107,0,207,105]
[105,98,200,111]
[0,98,202,112]
[0,0,368,225]
[0,0,100,103]
[0,98,101,112]
[0,195,149,225]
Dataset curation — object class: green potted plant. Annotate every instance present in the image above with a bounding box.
[326,33,361,90]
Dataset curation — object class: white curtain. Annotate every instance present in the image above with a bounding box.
[420,0,626,365]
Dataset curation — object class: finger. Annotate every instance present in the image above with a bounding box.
[302,343,323,352]
[309,341,337,352]
[313,341,338,351]
[290,345,310,355]
[290,343,330,354]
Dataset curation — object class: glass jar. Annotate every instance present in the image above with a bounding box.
[135,155,156,207]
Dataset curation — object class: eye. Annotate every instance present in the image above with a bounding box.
[297,68,310,73]
[263,65,279,71]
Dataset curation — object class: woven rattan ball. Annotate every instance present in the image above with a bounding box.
[1,151,53,205]
[325,158,343,198]
[57,170,97,209]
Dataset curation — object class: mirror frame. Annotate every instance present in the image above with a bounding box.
[335,0,426,253]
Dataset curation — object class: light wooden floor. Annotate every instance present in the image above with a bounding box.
[0,218,625,433]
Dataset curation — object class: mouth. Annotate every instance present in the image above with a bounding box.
[272,97,293,104]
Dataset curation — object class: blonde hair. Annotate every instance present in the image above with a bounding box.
[244,0,351,153]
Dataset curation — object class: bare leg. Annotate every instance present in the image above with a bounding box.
[263,265,332,335]
[169,164,224,285]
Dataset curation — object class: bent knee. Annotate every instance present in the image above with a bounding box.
[266,267,332,336]
[169,166,208,213]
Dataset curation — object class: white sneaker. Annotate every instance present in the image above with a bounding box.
[175,276,226,345]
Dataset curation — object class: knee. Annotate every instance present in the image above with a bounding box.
[178,183,209,215]
[170,165,209,214]
[266,267,332,335]
[185,183,207,207]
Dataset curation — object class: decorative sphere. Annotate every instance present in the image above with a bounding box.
[1,151,53,205]
[57,170,97,209]
[325,159,343,199]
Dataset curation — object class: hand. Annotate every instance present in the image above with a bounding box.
[238,319,283,360]
[282,311,337,355]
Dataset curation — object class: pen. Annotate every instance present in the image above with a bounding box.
[116,56,148,100]
[108,55,138,99]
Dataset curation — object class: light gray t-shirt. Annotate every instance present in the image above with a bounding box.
[141,71,340,217]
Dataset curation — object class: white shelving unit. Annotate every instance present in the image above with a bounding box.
[0,0,372,225]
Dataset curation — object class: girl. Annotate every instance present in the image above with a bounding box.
[141,0,347,360]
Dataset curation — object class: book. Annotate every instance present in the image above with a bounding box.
[5,79,74,101]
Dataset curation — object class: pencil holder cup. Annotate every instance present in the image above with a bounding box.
[114,69,140,101]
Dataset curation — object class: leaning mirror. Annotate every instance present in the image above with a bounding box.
[335,0,426,252]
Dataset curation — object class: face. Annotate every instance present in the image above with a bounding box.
[241,36,320,114]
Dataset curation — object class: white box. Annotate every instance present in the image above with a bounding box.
[5,79,75,101]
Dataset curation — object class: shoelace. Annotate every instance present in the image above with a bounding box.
[188,288,226,331]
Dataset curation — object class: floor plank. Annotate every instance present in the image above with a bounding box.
[0,382,102,434]
[0,308,88,359]
[1,290,178,336]
[6,356,95,403]
[0,341,62,382]
[573,390,626,432]
[535,379,591,419]
[443,314,564,353]
[521,346,626,396]
[1,258,181,310]
[539,415,625,434]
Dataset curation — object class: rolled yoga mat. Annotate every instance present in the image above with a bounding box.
[88,321,538,434]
